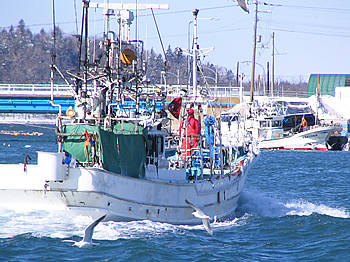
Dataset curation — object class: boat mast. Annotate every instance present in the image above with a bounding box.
[181,9,213,99]
[50,0,62,151]
[192,9,199,98]
[83,0,89,95]
[316,74,320,125]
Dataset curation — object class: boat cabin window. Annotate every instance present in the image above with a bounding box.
[260,121,268,128]
[272,120,282,127]
[221,115,238,122]
[147,134,164,165]
[260,120,282,128]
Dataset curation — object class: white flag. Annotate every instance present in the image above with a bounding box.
[235,0,249,13]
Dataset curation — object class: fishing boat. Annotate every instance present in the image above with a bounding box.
[308,95,349,150]
[221,99,341,151]
[0,3,258,224]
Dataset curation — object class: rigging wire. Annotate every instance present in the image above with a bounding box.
[277,4,350,13]
[2,3,350,31]
[150,8,168,66]
[259,17,350,38]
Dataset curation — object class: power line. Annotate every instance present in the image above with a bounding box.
[0,20,81,30]
[276,4,350,13]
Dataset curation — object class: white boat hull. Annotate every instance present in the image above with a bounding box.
[258,125,341,150]
[0,152,258,224]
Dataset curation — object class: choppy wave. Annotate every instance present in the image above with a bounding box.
[285,201,349,218]
[1,191,348,242]
[237,190,350,219]
[1,187,349,241]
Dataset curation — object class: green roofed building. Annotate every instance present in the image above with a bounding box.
[307,74,350,97]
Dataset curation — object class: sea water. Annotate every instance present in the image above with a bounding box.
[0,124,349,261]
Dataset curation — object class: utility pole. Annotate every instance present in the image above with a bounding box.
[250,2,258,102]
[266,61,270,96]
[271,32,275,97]
[236,61,239,86]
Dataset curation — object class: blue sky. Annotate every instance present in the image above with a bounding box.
[1,0,350,83]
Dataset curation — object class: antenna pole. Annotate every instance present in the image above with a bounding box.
[51,0,56,102]
[83,0,89,93]
[192,9,199,97]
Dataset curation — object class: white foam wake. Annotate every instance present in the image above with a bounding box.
[1,192,348,240]
[285,201,350,218]
[0,209,213,239]
[237,190,350,219]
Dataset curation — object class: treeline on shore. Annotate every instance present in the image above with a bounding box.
[0,20,307,95]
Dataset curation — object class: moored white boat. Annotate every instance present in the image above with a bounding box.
[258,125,340,150]
[221,99,341,151]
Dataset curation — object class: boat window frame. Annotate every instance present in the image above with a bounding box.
[260,120,268,128]
[272,120,282,127]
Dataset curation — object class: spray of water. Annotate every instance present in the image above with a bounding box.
[0,191,348,240]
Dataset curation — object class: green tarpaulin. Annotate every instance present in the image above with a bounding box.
[62,123,147,178]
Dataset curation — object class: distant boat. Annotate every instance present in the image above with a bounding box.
[308,95,349,151]
[221,99,342,151]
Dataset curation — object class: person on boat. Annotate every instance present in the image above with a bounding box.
[180,108,200,158]
[301,116,308,131]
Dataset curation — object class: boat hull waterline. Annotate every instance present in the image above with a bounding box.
[0,153,258,224]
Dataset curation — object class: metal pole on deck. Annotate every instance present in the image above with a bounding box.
[266,61,270,96]
[192,9,199,97]
[218,116,224,177]
[199,112,203,180]
[316,74,320,125]
[51,0,62,152]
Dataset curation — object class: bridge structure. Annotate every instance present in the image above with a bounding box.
[0,84,74,113]
[0,84,75,122]
[0,84,241,122]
